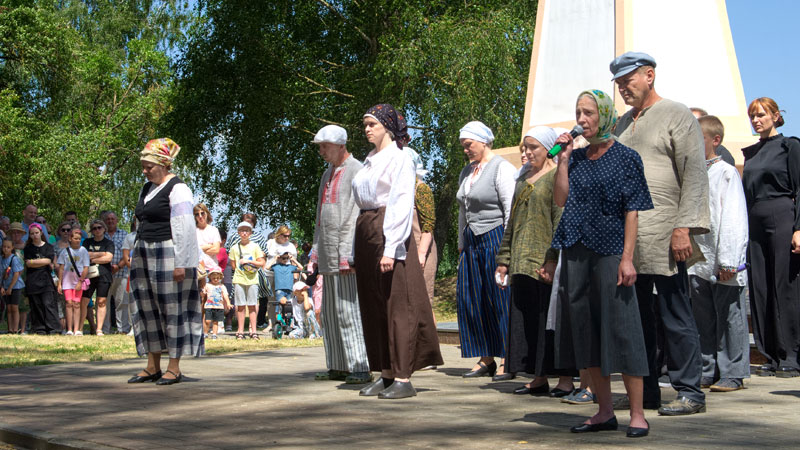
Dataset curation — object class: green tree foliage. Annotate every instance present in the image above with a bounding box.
[0,0,188,225]
[166,0,535,271]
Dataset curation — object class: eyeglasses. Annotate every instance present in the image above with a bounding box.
[194,211,206,217]
[281,233,291,238]
[91,226,104,231]
[60,228,71,233]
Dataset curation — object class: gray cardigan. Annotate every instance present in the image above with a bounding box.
[456,156,514,248]
[311,155,364,273]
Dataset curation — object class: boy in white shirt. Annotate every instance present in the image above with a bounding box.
[688,115,749,392]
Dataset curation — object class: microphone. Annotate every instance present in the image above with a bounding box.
[547,125,584,159]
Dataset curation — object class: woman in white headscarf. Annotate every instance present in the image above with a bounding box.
[495,126,577,394]
[456,121,516,378]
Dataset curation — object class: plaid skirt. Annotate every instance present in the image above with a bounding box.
[130,239,204,358]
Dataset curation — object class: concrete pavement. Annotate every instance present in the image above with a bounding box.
[1,344,799,449]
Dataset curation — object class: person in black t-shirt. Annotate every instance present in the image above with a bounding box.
[23,223,60,334]
[82,219,115,336]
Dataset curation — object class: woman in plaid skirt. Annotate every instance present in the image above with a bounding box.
[127,138,203,386]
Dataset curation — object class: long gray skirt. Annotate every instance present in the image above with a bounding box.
[130,239,204,358]
[556,243,647,377]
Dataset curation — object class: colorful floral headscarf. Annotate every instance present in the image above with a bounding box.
[364,103,409,146]
[140,138,181,167]
[578,89,617,144]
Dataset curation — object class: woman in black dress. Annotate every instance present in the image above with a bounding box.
[742,97,800,377]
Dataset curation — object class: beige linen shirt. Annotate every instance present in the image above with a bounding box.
[616,98,710,276]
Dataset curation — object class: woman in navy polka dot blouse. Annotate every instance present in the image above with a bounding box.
[551,90,654,437]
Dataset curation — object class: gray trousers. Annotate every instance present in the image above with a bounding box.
[104,277,130,333]
[689,276,750,379]
[636,263,705,405]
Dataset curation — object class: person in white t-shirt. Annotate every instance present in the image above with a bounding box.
[193,203,221,272]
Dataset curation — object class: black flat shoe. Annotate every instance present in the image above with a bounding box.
[570,416,618,433]
[359,377,393,396]
[492,368,516,382]
[378,380,417,399]
[549,387,573,398]
[755,364,776,377]
[462,361,497,378]
[626,420,650,438]
[155,369,182,386]
[127,369,162,384]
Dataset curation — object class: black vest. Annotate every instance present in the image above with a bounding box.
[135,176,182,243]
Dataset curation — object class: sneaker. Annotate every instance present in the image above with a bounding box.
[96,331,104,336]
[710,378,743,392]
[561,388,595,404]
[65,331,74,336]
[288,330,304,339]
[127,329,134,336]
[225,326,232,332]
[211,334,218,340]
[75,331,83,336]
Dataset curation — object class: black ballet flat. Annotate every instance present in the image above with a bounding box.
[127,369,162,384]
[155,369,182,386]
[462,361,497,378]
[570,416,618,433]
[492,365,516,381]
[549,387,573,398]
[626,420,650,438]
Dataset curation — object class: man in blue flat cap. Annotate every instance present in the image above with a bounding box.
[611,51,710,416]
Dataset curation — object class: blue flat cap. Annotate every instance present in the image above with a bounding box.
[609,51,656,80]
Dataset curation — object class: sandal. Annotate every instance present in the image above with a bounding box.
[236,333,244,340]
[250,333,260,340]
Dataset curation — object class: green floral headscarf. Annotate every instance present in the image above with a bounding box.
[578,89,617,144]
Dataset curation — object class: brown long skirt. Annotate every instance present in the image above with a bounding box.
[354,208,444,378]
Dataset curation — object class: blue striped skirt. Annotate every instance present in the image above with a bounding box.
[457,225,510,358]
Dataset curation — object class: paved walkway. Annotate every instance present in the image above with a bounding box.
[1,344,799,449]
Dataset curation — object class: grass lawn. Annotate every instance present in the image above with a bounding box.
[0,334,321,369]
[0,276,458,370]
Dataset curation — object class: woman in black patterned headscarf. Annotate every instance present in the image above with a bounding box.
[351,103,443,399]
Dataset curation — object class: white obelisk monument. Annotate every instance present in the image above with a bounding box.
[498,0,754,167]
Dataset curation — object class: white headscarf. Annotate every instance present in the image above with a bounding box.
[523,126,557,150]
[459,121,494,144]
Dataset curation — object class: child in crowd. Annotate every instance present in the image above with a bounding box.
[203,267,230,339]
[229,221,265,340]
[292,281,322,339]
[7,223,29,334]
[57,229,90,335]
[268,251,303,333]
[688,115,750,392]
[1,239,25,333]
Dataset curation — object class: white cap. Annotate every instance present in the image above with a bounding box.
[236,221,253,230]
[293,281,308,291]
[312,125,347,145]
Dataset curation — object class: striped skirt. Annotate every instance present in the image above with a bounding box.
[130,239,204,359]
[457,225,510,358]
[321,272,370,373]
